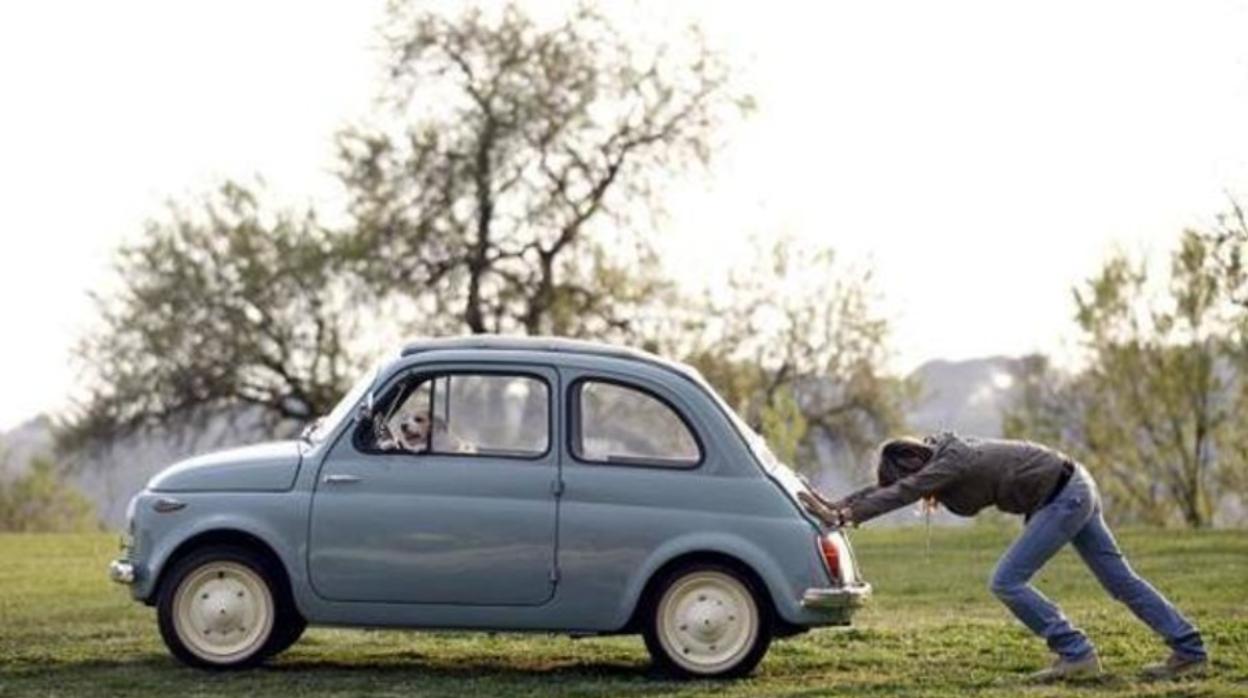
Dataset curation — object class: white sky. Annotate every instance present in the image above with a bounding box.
[1,0,1247,431]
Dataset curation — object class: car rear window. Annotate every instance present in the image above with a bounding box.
[573,380,701,467]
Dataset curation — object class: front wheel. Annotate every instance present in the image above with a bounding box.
[642,563,773,679]
[157,545,292,670]
[262,613,307,659]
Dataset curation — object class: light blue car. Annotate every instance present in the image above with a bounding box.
[110,336,870,678]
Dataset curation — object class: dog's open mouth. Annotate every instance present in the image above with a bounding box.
[401,420,428,443]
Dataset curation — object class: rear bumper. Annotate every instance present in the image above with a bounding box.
[801,582,872,611]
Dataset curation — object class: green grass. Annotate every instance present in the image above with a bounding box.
[1,526,1244,697]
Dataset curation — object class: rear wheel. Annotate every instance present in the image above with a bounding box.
[642,562,773,679]
[157,545,295,669]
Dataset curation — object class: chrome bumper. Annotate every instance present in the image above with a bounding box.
[108,559,135,585]
[802,582,872,610]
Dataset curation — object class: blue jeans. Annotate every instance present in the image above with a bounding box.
[989,465,1206,661]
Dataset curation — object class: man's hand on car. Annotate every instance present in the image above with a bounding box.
[798,491,853,528]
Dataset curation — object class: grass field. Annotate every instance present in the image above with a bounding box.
[0,526,1244,697]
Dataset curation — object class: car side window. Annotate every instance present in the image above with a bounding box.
[372,373,549,458]
[574,380,701,466]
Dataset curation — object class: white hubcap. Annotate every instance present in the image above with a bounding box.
[173,561,273,663]
[657,570,758,674]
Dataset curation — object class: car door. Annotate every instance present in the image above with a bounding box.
[308,363,560,606]
[552,367,717,613]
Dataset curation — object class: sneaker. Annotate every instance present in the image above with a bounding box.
[1026,652,1103,683]
[1142,652,1208,679]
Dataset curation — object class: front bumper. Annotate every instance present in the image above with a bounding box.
[801,582,872,610]
[108,559,135,585]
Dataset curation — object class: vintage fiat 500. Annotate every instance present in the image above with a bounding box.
[110,336,870,678]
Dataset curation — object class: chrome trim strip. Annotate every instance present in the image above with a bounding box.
[323,474,362,485]
[801,583,873,610]
[152,497,186,513]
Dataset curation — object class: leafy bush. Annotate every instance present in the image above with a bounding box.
[0,456,98,532]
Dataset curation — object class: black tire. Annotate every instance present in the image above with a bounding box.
[641,562,773,679]
[156,544,297,670]
[262,612,307,659]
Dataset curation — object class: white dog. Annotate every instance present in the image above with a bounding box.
[394,411,433,452]
[388,412,475,454]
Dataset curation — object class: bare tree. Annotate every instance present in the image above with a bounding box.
[338,1,745,339]
[680,237,913,470]
[61,183,364,452]
[62,2,746,452]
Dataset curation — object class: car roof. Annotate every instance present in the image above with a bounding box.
[399,335,698,379]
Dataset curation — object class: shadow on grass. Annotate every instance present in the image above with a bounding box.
[2,653,1223,698]
[1,652,689,693]
[269,654,660,681]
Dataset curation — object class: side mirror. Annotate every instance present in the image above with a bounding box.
[356,391,375,422]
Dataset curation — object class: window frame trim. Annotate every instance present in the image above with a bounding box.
[567,375,706,470]
[355,366,555,462]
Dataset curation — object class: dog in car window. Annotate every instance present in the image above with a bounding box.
[389,412,475,454]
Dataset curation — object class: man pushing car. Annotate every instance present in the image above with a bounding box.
[798,432,1208,682]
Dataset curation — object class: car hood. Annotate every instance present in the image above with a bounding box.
[147,440,304,492]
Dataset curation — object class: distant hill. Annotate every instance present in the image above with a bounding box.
[1,356,1028,527]
[0,415,54,478]
[907,355,1026,437]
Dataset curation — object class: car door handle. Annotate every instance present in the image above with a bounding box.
[323,474,362,485]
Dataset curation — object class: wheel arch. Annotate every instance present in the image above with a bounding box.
[148,528,295,612]
[617,531,809,634]
[622,550,775,634]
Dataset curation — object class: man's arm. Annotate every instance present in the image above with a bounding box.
[797,491,851,527]
[797,484,874,526]
[830,485,880,509]
[846,447,968,524]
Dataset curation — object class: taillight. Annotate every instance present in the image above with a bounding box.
[818,533,841,581]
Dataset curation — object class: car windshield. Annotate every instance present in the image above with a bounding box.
[305,362,381,444]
